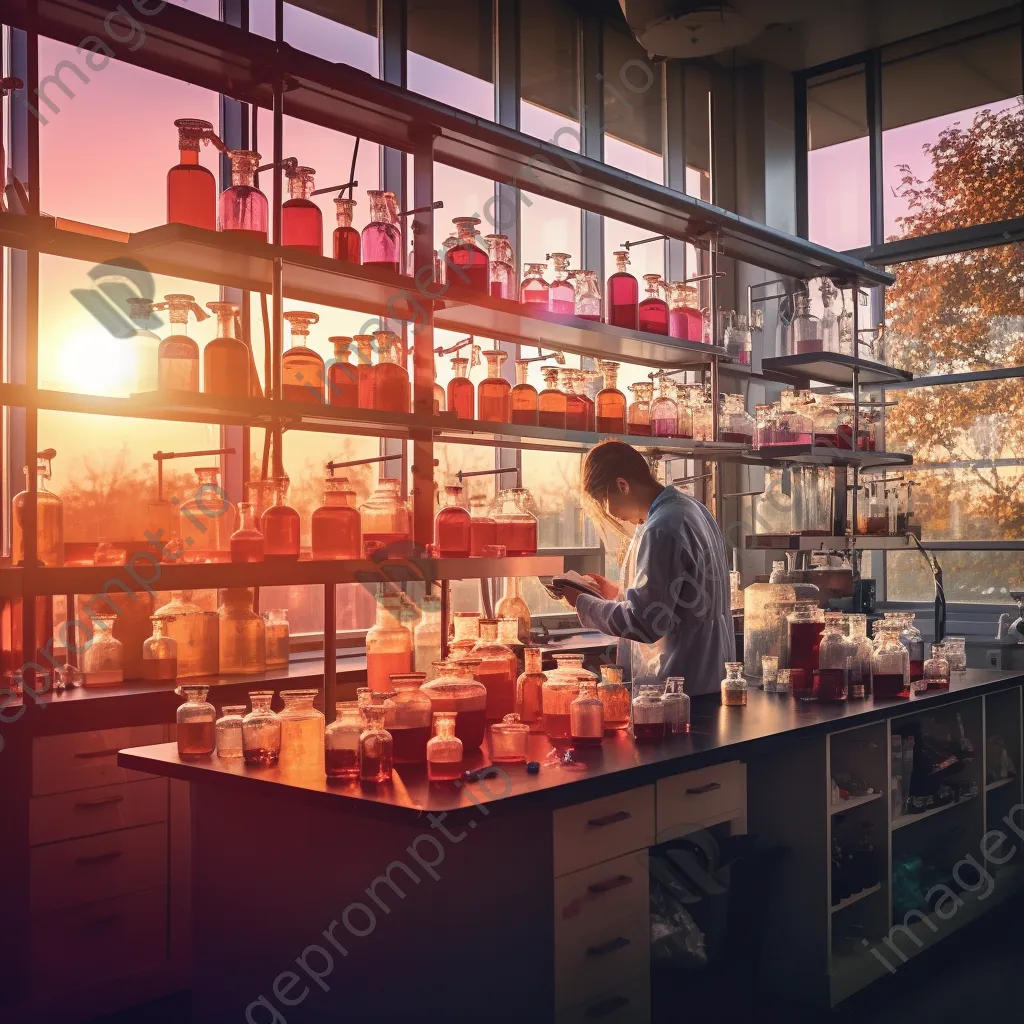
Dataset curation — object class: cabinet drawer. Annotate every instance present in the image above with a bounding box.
[556,972,650,1024]
[30,778,168,846]
[31,822,168,913]
[555,851,649,948]
[656,761,745,842]
[553,786,654,877]
[556,908,649,1008]
[31,887,168,993]
[33,726,167,796]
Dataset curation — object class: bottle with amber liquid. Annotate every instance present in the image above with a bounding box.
[167,117,217,230]
[471,619,518,722]
[638,274,669,335]
[218,149,268,240]
[447,355,475,420]
[331,195,360,263]
[539,366,568,429]
[444,216,489,293]
[469,495,497,556]
[152,292,207,393]
[516,646,546,732]
[366,594,413,693]
[230,502,264,562]
[261,477,300,561]
[12,449,64,567]
[434,484,471,558]
[448,611,481,660]
[478,349,512,422]
[627,381,654,435]
[598,665,630,731]
[311,473,360,559]
[203,301,250,398]
[142,617,178,681]
[326,337,358,408]
[355,334,375,409]
[372,330,410,413]
[218,588,266,675]
[570,680,604,747]
[495,576,531,644]
[606,249,638,329]
[283,310,324,404]
[426,711,463,781]
[176,684,216,756]
[282,165,322,255]
[561,369,588,432]
[596,360,626,433]
[547,253,575,316]
[510,359,538,425]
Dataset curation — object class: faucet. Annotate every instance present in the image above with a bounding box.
[996,592,1024,642]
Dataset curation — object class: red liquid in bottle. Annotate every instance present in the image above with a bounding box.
[445,247,489,293]
[607,272,639,329]
[451,707,487,753]
[628,423,652,437]
[909,659,924,682]
[511,408,539,426]
[873,673,910,699]
[168,163,217,231]
[470,517,497,556]
[282,199,322,254]
[566,394,588,432]
[796,336,823,354]
[333,226,361,263]
[357,364,375,409]
[639,298,669,335]
[373,364,410,413]
[476,668,516,721]
[262,507,300,561]
[813,668,848,702]
[669,307,703,342]
[720,432,752,444]
[366,649,412,693]
[435,508,471,558]
[244,746,279,767]
[283,382,323,404]
[177,720,215,756]
[571,733,603,748]
[362,532,411,557]
[311,507,361,560]
[597,416,626,434]
[836,425,855,450]
[633,721,665,742]
[390,724,431,764]
[230,533,264,562]
[448,378,475,420]
[543,712,572,741]
[539,409,567,429]
[328,363,359,408]
[478,380,512,422]
[428,761,462,782]
[326,747,359,780]
[499,520,537,556]
[789,620,824,681]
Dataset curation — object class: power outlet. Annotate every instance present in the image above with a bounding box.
[986,649,1001,668]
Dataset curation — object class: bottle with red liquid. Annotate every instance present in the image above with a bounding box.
[786,602,824,699]
[573,270,602,321]
[385,675,432,765]
[282,310,324,404]
[639,274,669,335]
[332,196,360,264]
[813,612,851,702]
[570,679,604,747]
[651,378,680,437]
[261,478,301,562]
[167,117,216,230]
[775,390,814,445]
[366,594,413,693]
[372,330,410,413]
[812,395,841,450]
[152,292,208,393]
[445,216,489,293]
[538,366,568,429]
[542,658,584,742]
[218,149,268,240]
[510,359,538,425]
[668,282,703,341]
[469,494,498,555]
[230,502,264,562]
[355,334,375,409]
[494,488,538,556]
[562,369,589,432]
[595,360,626,434]
[471,618,519,722]
[326,337,358,408]
[520,262,550,310]
[203,300,251,398]
[632,685,667,741]
[547,253,575,316]
[606,249,639,329]
[447,354,475,420]
[422,662,488,753]
[281,165,322,255]
[484,233,515,299]
[311,473,361,560]
[627,381,653,436]
[871,622,910,698]
[719,393,755,444]
[791,292,823,354]
[478,349,512,422]
[576,369,597,430]
[893,612,926,686]
[434,484,471,557]
[361,190,402,271]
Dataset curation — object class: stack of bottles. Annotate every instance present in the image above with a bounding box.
[752,389,877,453]
[777,280,874,362]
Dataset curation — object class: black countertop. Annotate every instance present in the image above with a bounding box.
[119,668,1024,824]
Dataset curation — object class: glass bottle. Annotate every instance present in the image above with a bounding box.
[570,680,604,747]
[359,479,412,555]
[414,595,443,678]
[846,613,873,698]
[332,196,360,263]
[871,623,910,699]
[493,488,538,556]
[478,349,512,422]
[263,608,289,668]
[230,502,264,562]
[811,396,841,450]
[725,313,753,365]
[668,283,703,342]
[215,704,245,759]
[651,378,679,437]
[443,216,489,293]
[675,387,696,440]
[542,659,585,742]
[203,300,250,398]
[178,466,235,562]
[358,704,394,783]
[448,611,481,660]
[83,615,124,686]
[497,616,525,677]
[167,117,216,230]
[791,292,822,354]
[573,269,602,321]
[121,297,162,393]
[361,189,401,271]
[355,334,376,409]
[325,702,363,780]
[281,165,322,255]
[484,233,515,299]
[488,712,528,762]
[632,685,666,741]
[496,576,531,644]
[311,474,361,560]
[547,253,575,316]
[688,385,714,441]
[435,484,471,558]
[261,477,300,561]
[721,662,748,706]
[381,676,431,765]
[899,612,926,684]
[152,292,207,393]
[944,637,967,674]
[562,369,588,431]
[786,602,824,699]
[814,612,850,702]
[638,274,669,335]
[281,310,324,404]
[820,280,839,352]
[176,684,215,756]
[142,616,178,681]
[775,390,814,446]
[539,366,568,429]
[516,646,546,733]
[218,588,266,675]
[218,149,268,240]
[447,355,474,420]
[366,594,413,692]
[427,711,463,781]
[520,262,550,309]
[753,469,794,536]
[372,330,410,413]
[596,360,627,434]
[511,359,539,425]
[606,249,639,329]
[598,665,630,732]
[627,381,654,435]
[468,494,497,556]
[153,591,215,678]
[662,677,691,733]
[470,618,518,722]
[12,450,64,567]
[278,688,324,768]
[719,392,755,444]
[243,691,281,766]
[422,660,488,752]
[924,644,951,689]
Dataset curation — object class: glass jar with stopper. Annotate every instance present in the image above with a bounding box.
[422,660,488,752]
[175,684,216,756]
[493,488,538,556]
[721,662,748,706]
[447,351,476,420]
[539,366,568,429]
[595,360,626,434]
[167,117,216,230]
[203,300,250,398]
[923,644,950,690]
[325,702,364,780]
[516,646,546,732]
[123,297,161,393]
[484,233,515,299]
[520,262,550,308]
[261,477,300,561]
[632,685,666,741]
[627,381,654,435]
[281,164,322,255]
[311,471,360,560]
[435,484,472,558]
[561,369,588,432]
[597,665,630,731]
[573,270,602,321]
[639,274,669,334]
[151,292,208,393]
[668,283,703,342]
[478,349,512,422]
[326,337,358,408]
[662,677,691,733]
[819,279,839,352]
[218,588,266,675]
[724,313,753,365]
[361,189,402,271]
[470,618,519,722]
[570,680,604,747]
[83,615,124,687]
[547,253,575,315]
[12,449,64,567]
[142,617,178,681]
[332,195,360,263]
[371,329,409,413]
[651,378,680,437]
[445,216,489,293]
[230,502,264,562]
[263,608,289,668]
[791,291,822,354]
[242,691,281,766]
[426,711,463,781]
[606,249,639,329]
[218,149,268,239]
[282,310,324,404]
[511,359,539,425]
[719,393,755,444]
[278,688,324,769]
[215,704,246,759]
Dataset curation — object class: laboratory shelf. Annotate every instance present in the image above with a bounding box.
[829,791,885,816]
[760,353,913,388]
[751,445,912,469]
[829,882,882,914]
[746,535,912,551]
[890,793,979,831]
[985,776,1019,793]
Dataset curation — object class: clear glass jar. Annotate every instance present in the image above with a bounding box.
[448,611,482,660]
[422,660,488,752]
[153,292,205,393]
[598,664,630,731]
[814,612,850,702]
[547,252,575,315]
[811,396,841,450]
[791,291,822,354]
[632,685,666,741]
[435,484,472,557]
[493,489,538,556]
[793,465,833,535]
[491,712,530,762]
[83,615,124,687]
[944,637,967,673]
[414,595,443,679]
[153,590,216,678]
[175,684,215,756]
[263,609,289,668]
[871,623,910,698]
[520,262,550,308]
[725,312,752,365]
[542,655,590,741]
[366,594,413,692]
[178,466,236,562]
[359,704,394,783]
[278,689,324,769]
[12,451,64,568]
[775,391,814,446]
[516,646,546,733]
[721,662,747,706]
[471,618,519,722]
[242,691,281,766]
[141,616,178,681]
[573,269,602,320]
[215,704,245,759]
[924,644,951,690]
[484,233,515,299]
[570,680,604,747]
[661,677,691,733]
[753,468,794,536]
[719,392,754,444]
[786,602,824,698]
[627,381,654,436]
[325,701,364,780]
[742,578,797,677]
[218,148,268,238]
[427,711,463,781]
[651,379,680,437]
[218,588,266,675]
[386,675,432,764]
[847,614,874,698]
[899,612,926,684]
[495,576,531,645]
[359,478,412,556]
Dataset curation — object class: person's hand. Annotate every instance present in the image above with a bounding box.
[560,585,582,609]
[583,573,620,600]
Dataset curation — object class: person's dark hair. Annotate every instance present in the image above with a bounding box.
[581,439,661,538]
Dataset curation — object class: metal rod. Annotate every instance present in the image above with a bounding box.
[310,178,358,196]
[153,448,236,462]
[399,200,443,218]
[456,466,520,482]
[686,271,727,283]
[439,579,450,660]
[434,336,475,357]
[621,234,666,249]
[326,454,403,471]
[323,582,336,725]
[673,472,713,485]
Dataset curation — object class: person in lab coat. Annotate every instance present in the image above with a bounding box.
[558,439,735,696]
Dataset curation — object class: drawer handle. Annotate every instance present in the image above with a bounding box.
[75,795,125,809]
[586,810,632,828]
[586,936,631,957]
[685,782,721,795]
[73,748,121,760]
[74,850,123,866]
[586,995,630,1018]
[587,874,633,895]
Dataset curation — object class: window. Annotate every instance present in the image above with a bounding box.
[602,24,662,182]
